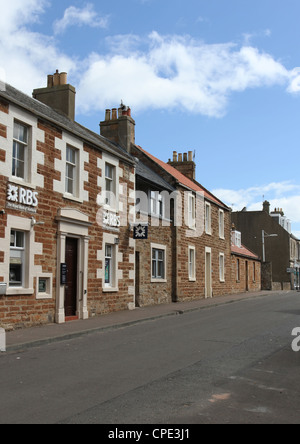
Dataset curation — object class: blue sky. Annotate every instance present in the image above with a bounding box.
[1,0,300,235]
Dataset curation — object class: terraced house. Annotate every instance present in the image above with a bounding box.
[0,73,260,330]
[0,73,136,328]
[100,106,233,305]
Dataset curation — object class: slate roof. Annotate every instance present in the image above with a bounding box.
[0,83,134,165]
[136,145,228,208]
[135,159,175,192]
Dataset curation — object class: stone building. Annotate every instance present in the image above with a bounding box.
[100,105,233,303]
[232,201,296,290]
[0,73,136,328]
[231,226,261,294]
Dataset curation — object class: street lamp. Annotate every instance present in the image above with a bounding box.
[262,230,278,263]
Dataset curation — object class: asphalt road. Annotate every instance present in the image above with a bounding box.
[1,291,300,424]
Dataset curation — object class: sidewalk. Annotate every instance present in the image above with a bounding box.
[3,290,283,352]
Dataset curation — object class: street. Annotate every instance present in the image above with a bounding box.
[0,291,300,424]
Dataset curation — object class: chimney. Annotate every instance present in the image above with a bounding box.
[33,70,76,121]
[100,102,136,153]
[167,150,196,180]
[263,200,270,214]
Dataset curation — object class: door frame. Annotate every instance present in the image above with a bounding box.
[56,209,91,324]
[64,236,79,318]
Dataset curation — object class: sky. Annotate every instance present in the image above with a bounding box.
[1,0,300,235]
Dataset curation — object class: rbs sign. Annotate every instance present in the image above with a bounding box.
[7,184,39,213]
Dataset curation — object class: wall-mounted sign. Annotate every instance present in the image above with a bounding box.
[103,211,121,228]
[60,263,68,285]
[6,184,39,214]
[133,224,148,240]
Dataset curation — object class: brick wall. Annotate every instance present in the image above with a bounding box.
[231,255,261,294]
[0,101,135,329]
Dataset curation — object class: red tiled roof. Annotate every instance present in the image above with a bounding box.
[136,145,227,208]
[231,244,260,260]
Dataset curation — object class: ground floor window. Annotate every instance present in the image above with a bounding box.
[219,253,225,282]
[188,246,196,281]
[9,230,25,287]
[105,244,114,287]
[152,249,165,279]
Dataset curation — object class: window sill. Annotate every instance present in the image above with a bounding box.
[189,278,196,282]
[6,288,34,296]
[102,287,119,293]
[151,278,167,283]
[63,193,83,204]
[9,177,36,190]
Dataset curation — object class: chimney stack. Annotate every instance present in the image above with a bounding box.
[263,200,270,214]
[168,150,196,181]
[33,70,76,121]
[100,102,136,153]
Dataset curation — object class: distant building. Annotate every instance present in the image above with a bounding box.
[231,225,261,294]
[232,201,298,290]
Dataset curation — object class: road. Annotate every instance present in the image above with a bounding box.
[0,291,300,424]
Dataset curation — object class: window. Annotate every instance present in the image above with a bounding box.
[66,146,78,196]
[150,191,164,218]
[12,121,28,180]
[152,248,165,280]
[253,262,256,282]
[188,246,196,281]
[219,210,225,239]
[9,230,25,287]
[105,244,114,287]
[219,253,225,282]
[237,258,240,282]
[188,194,196,228]
[205,203,211,234]
[105,163,116,207]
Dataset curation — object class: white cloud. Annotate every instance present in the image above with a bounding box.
[76,33,300,116]
[0,0,76,93]
[212,181,300,232]
[1,1,300,117]
[53,4,109,35]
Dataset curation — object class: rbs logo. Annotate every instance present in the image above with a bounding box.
[291,328,300,352]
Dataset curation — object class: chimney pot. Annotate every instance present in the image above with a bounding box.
[47,75,54,88]
[173,151,178,162]
[105,109,111,121]
[53,71,60,86]
[60,72,67,85]
[188,151,193,162]
[178,153,183,162]
[112,108,118,120]
[183,153,188,162]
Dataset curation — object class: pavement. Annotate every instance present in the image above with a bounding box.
[2,290,286,352]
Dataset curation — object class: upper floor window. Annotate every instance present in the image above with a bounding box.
[205,202,211,234]
[105,163,116,207]
[150,191,164,218]
[12,121,29,180]
[188,194,196,228]
[219,209,225,239]
[65,146,78,197]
